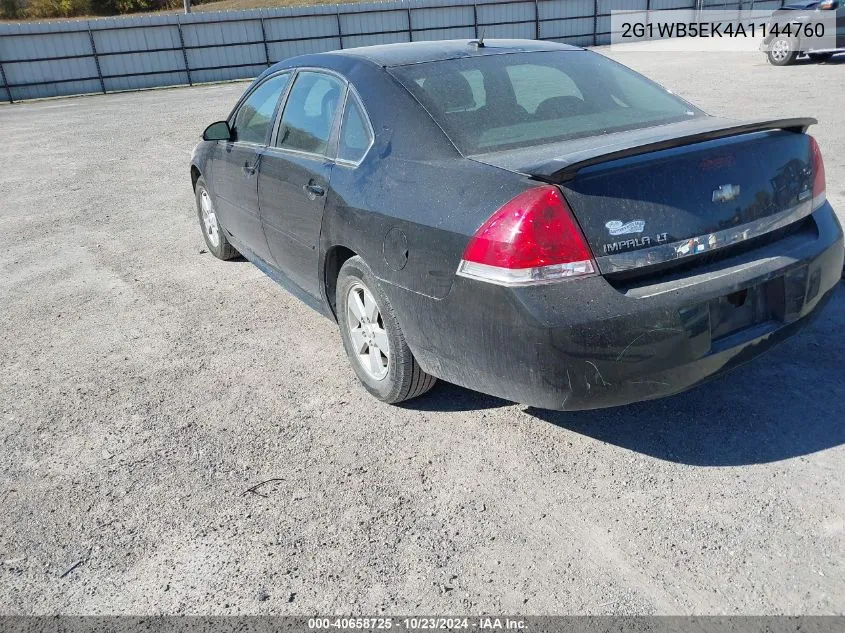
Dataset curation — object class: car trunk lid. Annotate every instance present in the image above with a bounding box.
[468,117,819,275]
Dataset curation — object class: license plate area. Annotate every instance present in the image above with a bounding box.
[709,280,778,341]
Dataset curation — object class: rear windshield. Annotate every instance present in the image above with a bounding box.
[390,50,700,154]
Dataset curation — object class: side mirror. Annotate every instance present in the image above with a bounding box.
[818,0,838,9]
[203,121,232,142]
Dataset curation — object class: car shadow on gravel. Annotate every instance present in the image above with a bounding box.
[410,285,845,466]
[529,382,845,466]
[400,381,512,412]
[530,285,845,466]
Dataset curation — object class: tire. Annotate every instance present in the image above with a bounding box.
[195,176,239,260]
[767,38,799,66]
[336,256,436,404]
[808,52,834,62]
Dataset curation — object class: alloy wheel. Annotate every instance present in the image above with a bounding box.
[200,188,220,248]
[771,39,790,62]
[346,282,390,380]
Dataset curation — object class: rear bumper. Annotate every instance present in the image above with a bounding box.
[384,203,844,410]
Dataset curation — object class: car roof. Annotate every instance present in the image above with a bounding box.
[321,39,582,67]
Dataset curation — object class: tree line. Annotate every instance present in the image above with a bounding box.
[1,0,203,20]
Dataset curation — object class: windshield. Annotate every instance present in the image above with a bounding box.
[390,50,701,154]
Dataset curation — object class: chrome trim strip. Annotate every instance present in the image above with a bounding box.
[262,145,333,163]
[595,198,819,274]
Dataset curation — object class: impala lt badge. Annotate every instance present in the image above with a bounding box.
[712,183,741,203]
[605,219,646,236]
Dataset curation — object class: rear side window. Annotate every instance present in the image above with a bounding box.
[391,51,700,154]
[337,93,374,164]
[275,71,344,156]
[232,72,291,145]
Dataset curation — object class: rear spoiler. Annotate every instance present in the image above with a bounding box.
[530,117,817,183]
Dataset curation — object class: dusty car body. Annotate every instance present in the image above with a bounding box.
[190,40,843,410]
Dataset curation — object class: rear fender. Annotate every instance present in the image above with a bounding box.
[320,156,531,302]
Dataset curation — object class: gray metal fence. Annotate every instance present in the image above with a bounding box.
[0,0,783,102]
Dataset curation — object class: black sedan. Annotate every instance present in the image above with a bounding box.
[190,39,843,410]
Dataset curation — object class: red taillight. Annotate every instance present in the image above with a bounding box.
[809,136,826,209]
[457,185,595,285]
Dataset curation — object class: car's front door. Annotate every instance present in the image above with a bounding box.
[211,71,291,263]
[258,71,345,297]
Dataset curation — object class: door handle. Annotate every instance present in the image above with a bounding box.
[303,182,326,199]
[243,160,259,176]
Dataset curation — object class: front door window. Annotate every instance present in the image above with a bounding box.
[232,73,291,145]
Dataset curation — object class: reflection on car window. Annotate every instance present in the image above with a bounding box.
[337,94,373,164]
[275,72,344,156]
[413,69,485,115]
[233,73,290,145]
[506,64,583,115]
[462,70,487,110]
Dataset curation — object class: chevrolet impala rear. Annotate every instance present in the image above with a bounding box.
[382,48,843,409]
[192,42,842,409]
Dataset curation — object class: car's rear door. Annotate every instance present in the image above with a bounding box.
[837,2,845,48]
[258,70,345,296]
[210,71,291,263]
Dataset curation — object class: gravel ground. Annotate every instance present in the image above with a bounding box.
[1,47,844,616]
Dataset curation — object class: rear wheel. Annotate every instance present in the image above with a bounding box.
[767,38,799,66]
[336,256,436,403]
[195,176,238,260]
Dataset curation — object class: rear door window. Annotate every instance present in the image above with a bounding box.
[274,71,344,156]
